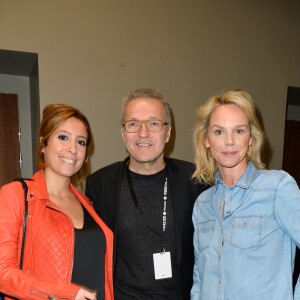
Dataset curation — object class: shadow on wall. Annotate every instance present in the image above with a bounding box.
[255,107,272,168]
[165,108,175,157]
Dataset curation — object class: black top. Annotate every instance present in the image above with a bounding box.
[114,167,182,299]
[72,206,106,299]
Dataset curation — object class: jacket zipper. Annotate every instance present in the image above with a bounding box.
[30,288,67,299]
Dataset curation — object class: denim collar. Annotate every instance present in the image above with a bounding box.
[214,161,258,191]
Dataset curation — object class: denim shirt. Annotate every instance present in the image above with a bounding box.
[191,162,300,300]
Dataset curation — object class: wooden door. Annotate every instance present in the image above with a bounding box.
[0,93,21,186]
[282,119,300,184]
[284,87,300,290]
[282,112,300,290]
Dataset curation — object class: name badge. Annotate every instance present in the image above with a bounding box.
[153,251,172,280]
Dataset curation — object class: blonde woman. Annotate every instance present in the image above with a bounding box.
[191,88,300,300]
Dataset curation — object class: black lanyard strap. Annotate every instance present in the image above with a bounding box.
[125,164,168,250]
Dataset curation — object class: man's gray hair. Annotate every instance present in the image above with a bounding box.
[120,87,172,124]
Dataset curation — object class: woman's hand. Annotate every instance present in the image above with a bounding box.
[75,286,97,300]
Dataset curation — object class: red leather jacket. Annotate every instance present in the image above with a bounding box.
[0,169,114,300]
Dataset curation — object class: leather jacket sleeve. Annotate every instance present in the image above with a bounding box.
[0,182,80,300]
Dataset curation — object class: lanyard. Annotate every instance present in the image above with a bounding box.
[162,177,168,232]
[125,165,168,250]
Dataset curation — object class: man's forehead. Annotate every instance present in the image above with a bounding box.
[125,98,164,111]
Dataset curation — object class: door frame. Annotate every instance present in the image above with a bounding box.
[0,49,40,177]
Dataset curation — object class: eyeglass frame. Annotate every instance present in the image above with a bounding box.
[122,119,169,133]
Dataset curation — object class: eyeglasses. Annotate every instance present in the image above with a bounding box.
[122,120,169,133]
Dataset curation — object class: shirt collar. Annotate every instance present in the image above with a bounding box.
[214,161,258,190]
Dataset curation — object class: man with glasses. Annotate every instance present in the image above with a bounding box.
[86,88,207,299]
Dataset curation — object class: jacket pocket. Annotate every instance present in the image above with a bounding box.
[195,220,215,251]
[231,216,263,249]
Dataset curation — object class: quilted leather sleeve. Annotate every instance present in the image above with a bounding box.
[0,182,80,300]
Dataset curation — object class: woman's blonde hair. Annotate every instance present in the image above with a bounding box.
[37,103,93,185]
[192,88,265,184]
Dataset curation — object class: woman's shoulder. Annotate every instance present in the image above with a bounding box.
[257,168,292,179]
[255,168,298,187]
[0,180,24,195]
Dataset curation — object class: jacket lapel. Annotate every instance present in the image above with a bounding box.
[165,158,185,266]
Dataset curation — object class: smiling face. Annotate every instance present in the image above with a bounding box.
[42,117,88,181]
[205,104,252,180]
[121,98,171,174]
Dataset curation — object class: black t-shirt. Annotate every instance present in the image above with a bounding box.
[115,167,182,299]
[72,206,106,299]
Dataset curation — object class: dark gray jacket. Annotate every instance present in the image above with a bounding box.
[86,157,207,299]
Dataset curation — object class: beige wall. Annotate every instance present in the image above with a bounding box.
[1,0,299,172]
